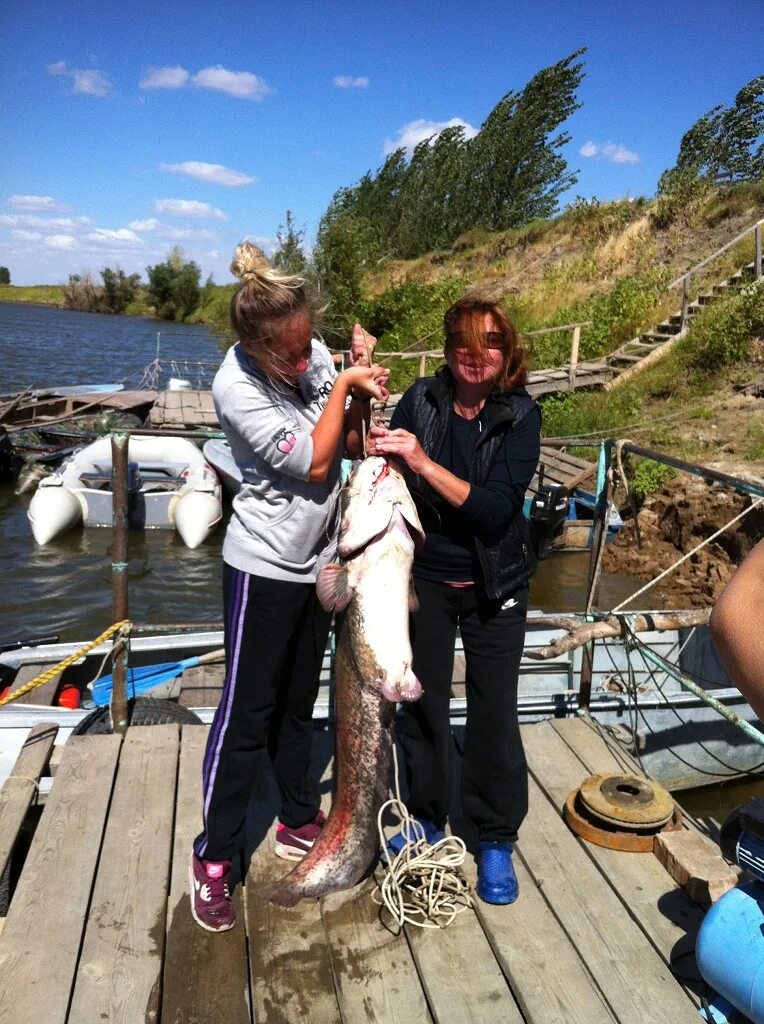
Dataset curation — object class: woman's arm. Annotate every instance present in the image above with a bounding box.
[309,365,386,481]
[709,539,764,721]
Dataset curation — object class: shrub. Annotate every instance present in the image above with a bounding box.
[146,247,201,321]
[683,278,764,371]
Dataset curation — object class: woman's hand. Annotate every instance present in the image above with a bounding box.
[349,323,377,367]
[340,364,390,402]
[366,425,429,473]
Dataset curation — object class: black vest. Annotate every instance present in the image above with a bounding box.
[400,368,539,602]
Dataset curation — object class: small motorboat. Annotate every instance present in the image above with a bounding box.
[28,435,223,548]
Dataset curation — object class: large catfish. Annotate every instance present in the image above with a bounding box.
[268,456,424,907]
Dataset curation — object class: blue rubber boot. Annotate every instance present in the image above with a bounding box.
[385,817,444,860]
[476,842,519,905]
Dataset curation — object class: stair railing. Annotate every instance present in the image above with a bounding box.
[668,218,763,330]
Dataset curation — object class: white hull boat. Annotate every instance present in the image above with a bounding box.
[27,435,223,549]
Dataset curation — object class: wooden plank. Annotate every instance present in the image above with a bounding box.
[245,730,341,1024]
[0,724,58,879]
[0,734,122,1024]
[546,718,707,1001]
[162,726,250,1024]
[10,662,61,706]
[321,876,432,1024]
[460,856,617,1024]
[404,893,524,1024]
[518,723,699,1023]
[68,725,180,1023]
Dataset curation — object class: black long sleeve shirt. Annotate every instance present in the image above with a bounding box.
[390,394,541,583]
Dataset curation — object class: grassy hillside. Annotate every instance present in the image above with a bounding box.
[0,284,65,305]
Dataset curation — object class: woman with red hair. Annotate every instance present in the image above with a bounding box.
[368,296,540,905]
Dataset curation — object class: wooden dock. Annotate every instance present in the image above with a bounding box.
[0,717,707,1023]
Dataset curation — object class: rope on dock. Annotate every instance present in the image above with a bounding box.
[0,620,132,709]
[373,745,473,929]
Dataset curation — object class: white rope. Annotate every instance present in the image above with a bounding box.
[613,496,764,611]
[372,744,473,930]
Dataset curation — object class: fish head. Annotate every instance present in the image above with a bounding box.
[338,457,424,558]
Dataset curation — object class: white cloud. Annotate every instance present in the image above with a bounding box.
[0,214,91,230]
[45,234,77,250]
[579,140,640,165]
[159,161,257,187]
[86,228,142,245]
[11,229,43,242]
[47,61,111,97]
[154,199,227,220]
[156,226,217,241]
[6,195,67,212]
[192,65,272,100]
[139,66,190,90]
[333,75,369,89]
[383,117,478,157]
[72,70,111,97]
[127,217,160,231]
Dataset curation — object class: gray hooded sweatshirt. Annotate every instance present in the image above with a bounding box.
[212,340,342,583]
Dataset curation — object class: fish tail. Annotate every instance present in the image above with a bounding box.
[265,881,303,908]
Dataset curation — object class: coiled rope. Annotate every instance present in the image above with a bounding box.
[0,620,132,708]
[373,744,473,929]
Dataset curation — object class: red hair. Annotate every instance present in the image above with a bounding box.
[444,296,527,390]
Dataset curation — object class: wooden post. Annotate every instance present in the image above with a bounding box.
[578,441,613,711]
[756,223,762,279]
[681,275,691,329]
[568,324,581,391]
[110,432,130,735]
[419,354,427,378]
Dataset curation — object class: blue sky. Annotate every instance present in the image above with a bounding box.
[2,0,761,285]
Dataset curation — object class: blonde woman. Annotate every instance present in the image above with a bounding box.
[190,244,388,932]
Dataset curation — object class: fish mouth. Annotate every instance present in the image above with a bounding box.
[380,671,422,704]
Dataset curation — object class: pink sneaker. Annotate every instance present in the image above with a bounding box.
[189,853,235,932]
[274,811,327,861]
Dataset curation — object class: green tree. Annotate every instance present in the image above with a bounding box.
[672,74,764,183]
[146,247,201,320]
[273,211,308,274]
[314,50,585,265]
[100,267,140,314]
[0,267,10,285]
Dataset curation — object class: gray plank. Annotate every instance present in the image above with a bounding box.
[68,725,180,1023]
[0,734,122,1024]
[322,875,432,1024]
[0,723,58,879]
[405,894,524,1024]
[162,725,250,1024]
[245,729,340,1024]
[460,855,617,1024]
[519,723,699,1023]
[545,719,706,1001]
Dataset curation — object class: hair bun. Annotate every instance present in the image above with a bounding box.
[230,241,272,283]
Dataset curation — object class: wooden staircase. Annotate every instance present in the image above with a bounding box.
[604,259,758,389]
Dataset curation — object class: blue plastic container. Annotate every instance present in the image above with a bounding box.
[696,882,764,1024]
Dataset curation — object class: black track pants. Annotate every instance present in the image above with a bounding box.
[400,579,529,843]
[194,563,331,861]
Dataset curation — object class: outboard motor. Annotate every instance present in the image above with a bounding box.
[696,798,764,1024]
[529,484,569,560]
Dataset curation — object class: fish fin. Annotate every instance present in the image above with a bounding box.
[264,881,302,908]
[399,501,425,549]
[408,578,419,613]
[316,563,354,612]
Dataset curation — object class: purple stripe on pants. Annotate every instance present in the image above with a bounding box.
[197,566,249,856]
